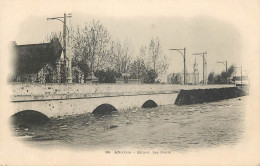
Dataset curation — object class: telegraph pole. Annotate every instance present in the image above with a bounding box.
[226,61,228,84]
[47,13,72,83]
[226,61,228,80]
[234,66,243,86]
[169,47,186,85]
[63,13,67,64]
[217,61,228,84]
[184,48,186,85]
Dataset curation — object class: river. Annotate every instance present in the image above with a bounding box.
[11,96,247,151]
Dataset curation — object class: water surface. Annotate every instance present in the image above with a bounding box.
[11,97,246,151]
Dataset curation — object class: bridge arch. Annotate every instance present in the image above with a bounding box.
[141,100,158,108]
[92,103,118,115]
[11,110,49,126]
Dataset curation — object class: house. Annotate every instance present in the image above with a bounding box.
[11,38,84,83]
[167,58,199,85]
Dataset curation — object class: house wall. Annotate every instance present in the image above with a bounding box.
[17,74,37,83]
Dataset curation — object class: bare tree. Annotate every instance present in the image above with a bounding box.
[147,37,168,75]
[120,40,133,73]
[72,20,112,73]
[137,37,168,78]
[44,22,167,82]
[129,56,147,79]
[110,40,133,75]
[111,41,123,74]
[44,31,63,44]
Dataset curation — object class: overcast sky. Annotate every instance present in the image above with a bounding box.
[5,0,258,82]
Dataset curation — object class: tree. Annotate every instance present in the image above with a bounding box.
[95,69,117,83]
[147,37,168,76]
[129,56,147,80]
[110,40,133,75]
[208,72,215,84]
[227,65,236,78]
[214,74,224,84]
[212,64,236,84]
[72,20,112,74]
[144,69,158,83]
[44,31,63,43]
[171,73,182,84]
[132,38,168,83]
[44,22,170,85]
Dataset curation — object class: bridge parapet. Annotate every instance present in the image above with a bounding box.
[10,83,234,97]
[10,83,235,118]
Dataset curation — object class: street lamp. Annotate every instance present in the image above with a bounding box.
[217,61,228,84]
[192,51,207,85]
[169,48,186,85]
[47,13,73,83]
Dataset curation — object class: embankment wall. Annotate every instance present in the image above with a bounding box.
[175,87,249,105]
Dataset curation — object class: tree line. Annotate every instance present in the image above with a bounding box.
[207,65,236,84]
[46,20,168,83]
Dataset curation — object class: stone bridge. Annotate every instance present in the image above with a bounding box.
[10,83,233,118]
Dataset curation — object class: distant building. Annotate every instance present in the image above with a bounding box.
[167,58,199,85]
[232,76,249,85]
[11,38,84,83]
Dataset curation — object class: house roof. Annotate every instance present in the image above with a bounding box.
[13,38,63,76]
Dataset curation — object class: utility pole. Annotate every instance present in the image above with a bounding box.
[226,61,228,80]
[193,51,207,85]
[217,61,228,84]
[241,66,243,85]
[184,47,186,85]
[47,13,72,83]
[205,53,207,84]
[169,47,186,85]
[203,52,205,85]
[63,13,67,63]
[137,60,140,80]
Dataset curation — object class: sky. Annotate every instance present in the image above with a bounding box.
[5,0,258,82]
